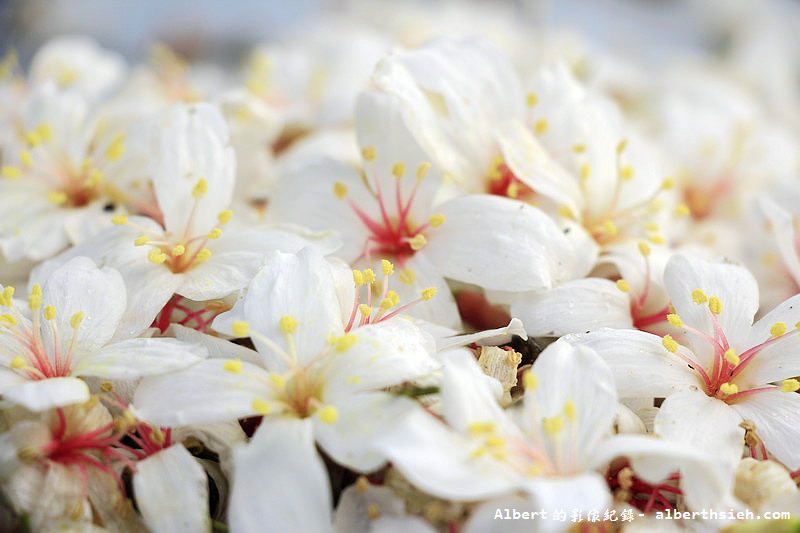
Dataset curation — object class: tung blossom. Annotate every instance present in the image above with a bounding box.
[569,254,800,472]
[268,73,575,327]
[1,256,204,412]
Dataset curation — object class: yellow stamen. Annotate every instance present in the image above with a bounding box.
[392,162,405,178]
[719,382,738,395]
[223,359,242,373]
[192,178,208,199]
[361,146,376,161]
[279,315,298,334]
[780,379,800,393]
[381,259,394,276]
[429,214,445,227]
[666,314,682,328]
[691,289,707,304]
[171,244,186,256]
[616,279,630,293]
[207,228,222,239]
[48,191,68,205]
[662,335,678,353]
[708,297,722,315]
[534,118,548,135]
[148,249,167,264]
[523,371,538,390]
[421,287,436,301]
[43,305,56,321]
[232,321,250,337]
[770,322,787,337]
[564,401,577,421]
[416,162,431,180]
[638,241,651,257]
[333,181,347,199]
[363,269,376,284]
[28,284,42,311]
[526,92,538,107]
[2,165,21,179]
[218,210,233,224]
[358,304,371,317]
[409,234,427,251]
[543,416,564,435]
[70,311,84,330]
[10,356,26,369]
[252,398,271,415]
[352,269,364,287]
[724,348,739,366]
[318,405,338,424]
[111,214,128,225]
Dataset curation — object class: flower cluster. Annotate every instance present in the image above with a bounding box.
[2,2,800,531]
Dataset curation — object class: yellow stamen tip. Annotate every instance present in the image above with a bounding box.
[251,398,272,415]
[534,118,549,135]
[358,304,372,317]
[526,92,538,107]
[28,284,42,311]
[780,379,800,393]
[580,163,591,181]
[43,305,56,321]
[675,203,691,216]
[148,249,167,264]
[564,400,577,421]
[409,234,427,251]
[232,320,250,337]
[724,348,740,366]
[523,371,538,390]
[192,178,208,198]
[195,248,212,262]
[616,139,628,154]
[666,314,683,328]
[208,228,222,239]
[279,315,298,334]
[318,405,339,424]
[352,269,364,287]
[616,279,630,293]
[719,382,738,395]
[333,181,348,199]
[379,297,394,310]
[398,268,416,285]
[429,214,445,228]
[661,177,674,190]
[48,191,68,205]
[361,146,376,161]
[572,143,586,153]
[416,162,431,180]
[381,259,394,276]
[421,287,436,301]
[363,269,376,284]
[19,150,32,167]
[270,374,286,387]
[662,335,679,353]
[770,322,787,337]
[334,333,358,352]
[543,415,564,435]
[223,359,242,373]
[691,289,708,304]
[10,356,26,369]
[171,244,186,256]
[218,210,233,224]
[70,311,84,330]
[708,296,722,315]
[134,236,149,246]
[638,241,651,257]
[391,162,405,178]
[105,134,125,161]
[111,214,128,225]
[2,165,21,179]
[620,165,634,180]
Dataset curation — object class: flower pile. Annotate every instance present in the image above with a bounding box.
[2,2,800,531]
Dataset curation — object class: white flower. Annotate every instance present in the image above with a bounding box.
[0,256,205,411]
[133,247,439,471]
[0,82,147,261]
[268,71,575,326]
[30,103,340,336]
[568,253,800,471]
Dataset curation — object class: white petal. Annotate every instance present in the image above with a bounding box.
[565,329,702,397]
[526,341,617,470]
[152,103,235,236]
[40,256,125,352]
[510,278,633,337]
[170,324,263,366]
[133,445,210,533]
[74,337,206,379]
[133,359,269,426]
[440,351,513,435]
[322,318,438,400]
[314,392,417,472]
[663,254,759,353]
[375,408,521,500]
[730,388,800,470]
[436,318,527,352]
[334,484,436,533]
[229,418,332,533]
[266,157,371,262]
[4,377,89,411]
[654,389,743,475]
[736,293,800,387]
[496,120,583,214]
[355,89,443,222]
[425,195,574,291]
[592,434,740,512]
[522,474,612,526]
[219,248,344,371]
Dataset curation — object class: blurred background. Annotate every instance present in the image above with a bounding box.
[3,0,796,65]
